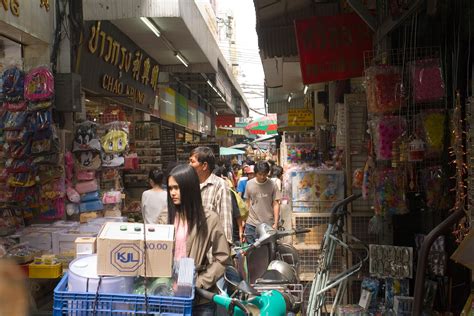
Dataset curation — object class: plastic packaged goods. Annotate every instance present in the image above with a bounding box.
[366,65,404,114]
[411,58,445,103]
[24,67,55,101]
[374,168,408,215]
[419,110,446,158]
[369,244,413,279]
[370,116,406,161]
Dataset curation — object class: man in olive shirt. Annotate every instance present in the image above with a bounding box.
[244,161,281,244]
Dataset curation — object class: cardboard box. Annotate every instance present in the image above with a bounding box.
[97,222,174,277]
[75,237,97,257]
[52,231,96,255]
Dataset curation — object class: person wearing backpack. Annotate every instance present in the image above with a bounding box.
[214,166,245,244]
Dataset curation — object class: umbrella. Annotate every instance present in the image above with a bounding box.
[220,147,246,156]
[245,114,278,135]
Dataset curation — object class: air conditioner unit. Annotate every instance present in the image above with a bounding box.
[55,73,82,112]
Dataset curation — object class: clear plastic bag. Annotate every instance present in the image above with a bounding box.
[419,110,446,158]
[370,116,406,161]
[374,168,407,215]
[411,58,445,103]
[365,65,405,114]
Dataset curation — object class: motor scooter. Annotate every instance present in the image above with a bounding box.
[233,224,309,313]
[197,265,294,316]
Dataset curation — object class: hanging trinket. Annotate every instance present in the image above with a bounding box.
[399,135,409,163]
[408,136,425,162]
[391,138,401,168]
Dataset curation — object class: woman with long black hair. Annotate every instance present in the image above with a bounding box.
[160,164,230,315]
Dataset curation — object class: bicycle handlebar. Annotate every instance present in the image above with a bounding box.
[329,194,362,224]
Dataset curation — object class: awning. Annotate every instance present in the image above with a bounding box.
[220,147,246,156]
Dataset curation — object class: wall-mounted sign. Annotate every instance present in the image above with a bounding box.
[216,128,233,138]
[295,13,373,84]
[79,21,160,111]
[1,0,19,17]
[175,93,188,127]
[288,109,314,127]
[159,88,176,123]
[198,110,205,133]
[187,102,198,131]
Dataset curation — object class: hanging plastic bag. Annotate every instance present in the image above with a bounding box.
[410,58,445,103]
[419,110,446,158]
[124,153,139,170]
[5,101,27,112]
[41,178,65,200]
[24,67,55,101]
[2,66,25,99]
[7,141,31,158]
[28,100,52,112]
[102,190,122,204]
[4,111,28,130]
[29,109,52,131]
[6,159,33,173]
[75,179,99,194]
[40,197,65,220]
[369,116,406,161]
[365,65,405,114]
[373,168,408,216]
[8,172,36,187]
[66,186,81,203]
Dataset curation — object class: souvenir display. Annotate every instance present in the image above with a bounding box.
[419,110,446,158]
[24,67,55,101]
[415,234,446,276]
[374,168,408,215]
[385,278,409,309]
[360,278,380,311]
[73,121,101,152]
[370,116,406,161]
[369,244,413,279]
[290,168,344,212]
[410,58,445,103]
[365,65,404,114]
[2,66,25,100]
[421,166,450,209]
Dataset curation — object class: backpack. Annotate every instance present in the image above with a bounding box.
[230,188,248,221]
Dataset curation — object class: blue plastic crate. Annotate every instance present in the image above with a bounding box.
[53,273,194,315]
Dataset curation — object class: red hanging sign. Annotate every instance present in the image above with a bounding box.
[295,13,373,84]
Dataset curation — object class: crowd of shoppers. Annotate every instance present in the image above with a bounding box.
[140,146,283,315]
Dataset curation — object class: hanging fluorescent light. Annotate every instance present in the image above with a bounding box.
[140,17,161,38]
[175,52,189,68]
[287,93,292,103]
[303,85,309,95]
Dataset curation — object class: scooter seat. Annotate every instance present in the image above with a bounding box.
[237,280,261,296]
[255,270,292,284]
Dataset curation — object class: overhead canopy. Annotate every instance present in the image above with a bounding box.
[252,134,278,143]
[220,147,246,156]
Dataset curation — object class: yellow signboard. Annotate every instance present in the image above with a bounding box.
[288,109,314,127]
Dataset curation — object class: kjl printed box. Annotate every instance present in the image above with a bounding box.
[97,222,175,277]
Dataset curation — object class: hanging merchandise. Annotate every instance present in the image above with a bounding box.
[31,126,60,155]
[410,58,445,103]
[101,152,124,168]
[73,121,101,152]
[27,100,52,112]
[408,136,425,162]
[23,67,55,101]
[362,155,375,199]
[370,116,407,161]
[418,110,446,158]
[385,278,410,309]
[100,121,129,154]
[3,111,28,130]
[421,166,450,209]
[2,66,25,100]
[100,105,127,124]
[369,244,413,278]
[5,101,27,112]
[39,197,65,220]
[74,151,102,170]
[415,234,446,276]
[374,168,408,215]
[360,278,380,311]
[29,109,53,131]
[365,65,405,114]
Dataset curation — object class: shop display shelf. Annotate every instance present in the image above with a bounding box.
[53,273,193,315]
